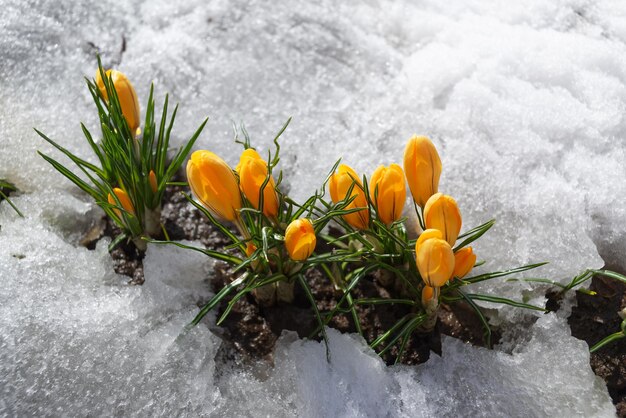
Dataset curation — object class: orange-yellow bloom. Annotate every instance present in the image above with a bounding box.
[416,237,455,287]
[423,193,462,246]
[421,285,435,306]
[186,150,242,222]
[107,187,135,218]
[95,69,141,136]
[284,218,316,261]
[236,149,279,217]
[369,163,406,225]
[329,164,369,230]
[148,170,158,193]
[245,242,257,257]
[235,148,262,172]
[453,246,476,279]
[415,228,444,252]
[403,135,442,207]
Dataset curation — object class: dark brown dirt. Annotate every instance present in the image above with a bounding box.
[569,274,626,416]
[83,181,625,415]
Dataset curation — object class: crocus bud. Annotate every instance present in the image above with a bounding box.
[148,170,158,194]
[237,149,279,217]
[403,135,442,207]
[453,246,476,279]
[245,242,257,257]
[186,150,242,222]
[415,228,444,252]
[95,68,141,136]
[421,285,435,306]
[284,218,316,261]
[107,187,135,218]
[329,164,369,230]
[423,193,462,246]
[235,148,262,172]
[416,237,454,288]
[369,163,406,225]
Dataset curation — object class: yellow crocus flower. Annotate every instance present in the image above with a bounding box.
[369,163,406,225]
[284,218,316,261]
[237,149,279,217]
[453,246,476,279]
[95,69,141,136]
[186,150,242,222]
[329,164,369,230]
[423,193,462,246]
[403,135,442,208]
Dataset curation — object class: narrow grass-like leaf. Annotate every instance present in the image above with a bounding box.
[466,293,547,311]
[0,190,23,217]
[298,274,330,361]
[107,232,128,252]
[454,219,496,251]
[148,239,243,265]
[458,290,492,348]
[189,273,249,327]
[465,262,549,284]
[378,314,425,357]
[38,152,100,199]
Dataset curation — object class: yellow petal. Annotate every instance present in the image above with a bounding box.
[186,150,242,222]
[284,218,316,261]
[403,135,442,208]
[423,193,462,246]
[415,228,443,253]
[421,285,435,306]
[453,246,476,279]
[369,163,406,225]
[329,164,369,230]
[238,150,279,217]
[95,68,141,136]
[107,187,135,218]
[416,237,455,287]
[148,170,158,194]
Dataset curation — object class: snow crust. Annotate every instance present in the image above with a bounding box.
[1,0,624,416]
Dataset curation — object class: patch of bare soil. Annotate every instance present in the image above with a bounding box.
[569,274,626,417]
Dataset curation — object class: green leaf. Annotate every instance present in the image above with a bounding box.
[465,262,549,284]
[454,219,496,251]
[188,273,250,327]
[0,190,23,217]
[465,293,547,312]
[458,290,492,348]
[148,239,243,265]
[298,274,330,361]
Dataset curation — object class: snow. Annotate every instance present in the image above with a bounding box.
[1,0,625,416]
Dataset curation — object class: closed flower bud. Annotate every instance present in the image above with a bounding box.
[107,187,135,218]
[423,193,462,246]
[369,163,406,225]
[186,150,242,222]
[95,68,141,136]
[245,242,257,257]
[421,285,435,306]
[235,148,262,172]
[453,246,476,279]
[148,170,158,193]
[329,164,369,230]
[237,149,279,217]
[285,218,316,261]
[415,228,444,252]
[416,237,455,287]
[403,135,442,207]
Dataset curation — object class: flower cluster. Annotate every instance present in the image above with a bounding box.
[179,129,551,360]
[38,59,206,250]
[43,62,626,362]
[175,123,332,317]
